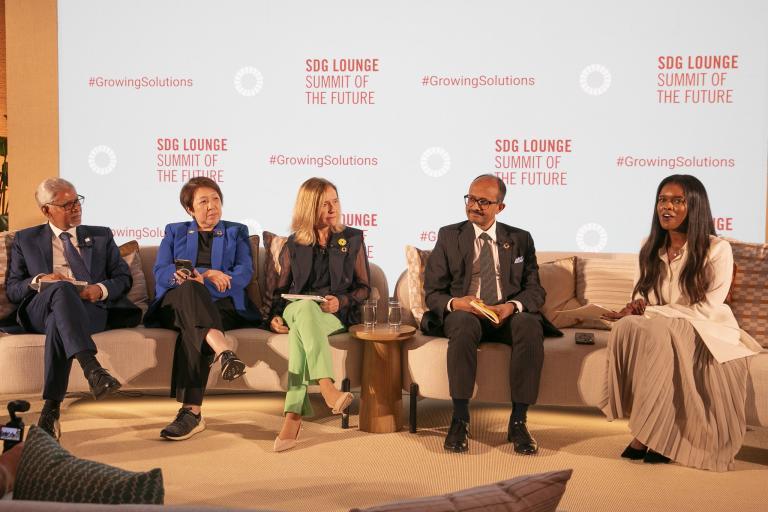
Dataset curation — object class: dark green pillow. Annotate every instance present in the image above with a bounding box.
[13,426,164,504]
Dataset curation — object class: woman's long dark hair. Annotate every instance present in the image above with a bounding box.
[633,174,716,305]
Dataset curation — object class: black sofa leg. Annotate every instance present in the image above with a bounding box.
[341,377,350,429]
[409,383,419,433]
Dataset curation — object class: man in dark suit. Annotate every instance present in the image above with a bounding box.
[422,174,560,454]
[5,178,140,441]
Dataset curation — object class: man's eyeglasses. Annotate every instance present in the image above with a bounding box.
[47,195,85,213]
[464,194,500,209]
[656,196,686,207]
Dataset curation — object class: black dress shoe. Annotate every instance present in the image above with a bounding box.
[621,444,648,460]
[215,350,246,381]
[87,367,122,400]
[37,409,61,442]
[507,420,538,455]
[643,450,671,464]
[444,418,470,453]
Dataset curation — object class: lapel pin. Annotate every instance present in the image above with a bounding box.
[215,230,223,237]
[502,242,511,250]
[338,238,347,247]
[188,230,195,234]
[341,247,348,253]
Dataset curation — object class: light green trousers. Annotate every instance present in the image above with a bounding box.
[282,299,344,417]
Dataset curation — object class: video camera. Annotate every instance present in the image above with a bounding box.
[1,400,30,453]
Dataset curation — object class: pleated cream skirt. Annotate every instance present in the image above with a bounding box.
[600,315,749,471]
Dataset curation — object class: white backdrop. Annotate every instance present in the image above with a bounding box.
[58,0,768,285]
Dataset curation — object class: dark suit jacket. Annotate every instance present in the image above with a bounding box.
[270,227,370,327]
[421,220,561,337]
[146,220,261,323]
[5,223,140,329]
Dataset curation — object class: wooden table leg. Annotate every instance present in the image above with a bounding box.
[359,340,402,433]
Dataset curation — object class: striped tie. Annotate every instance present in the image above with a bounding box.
[478,233,498,305]
[59,232,92,282]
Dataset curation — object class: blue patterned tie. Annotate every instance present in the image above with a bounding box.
[478,233,499,305]
[59,232,92,282]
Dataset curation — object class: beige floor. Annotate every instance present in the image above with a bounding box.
[2,393,767,512]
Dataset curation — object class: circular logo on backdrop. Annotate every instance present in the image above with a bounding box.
[579,64,612,96]
[240,218,264,238]
[420,147,451,178]
[576,223,609,252]
[88,145,117,175]
[234,67,264,96]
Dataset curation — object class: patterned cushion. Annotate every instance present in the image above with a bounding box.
[13,426,164,504]
[405,246,431,324]
[727,239,768,348]
[575,257,637,330]
[0,231,17,322]
[118,240,149,318]
[539,256,582,328]
[246,233,261,308]
[261,231,288,318]
[350,469,572,512]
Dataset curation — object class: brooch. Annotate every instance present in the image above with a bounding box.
[338,238,347,247]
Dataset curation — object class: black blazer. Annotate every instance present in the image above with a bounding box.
[421,220,561,337]
[270,226,370,327]
[5,224,140,329]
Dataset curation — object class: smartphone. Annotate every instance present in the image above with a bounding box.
[174,259,194,278]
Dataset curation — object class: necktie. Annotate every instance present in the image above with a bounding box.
[59,232,92,282]
[478,233,498,305]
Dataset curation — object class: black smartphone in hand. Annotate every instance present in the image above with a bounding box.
[174,259,194,278]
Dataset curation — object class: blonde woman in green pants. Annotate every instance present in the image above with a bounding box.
[267,177,371,452]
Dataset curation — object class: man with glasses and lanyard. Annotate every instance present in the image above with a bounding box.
[5,178,141,440]
[421,174,561,454]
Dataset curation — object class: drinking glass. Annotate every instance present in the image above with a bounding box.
[387,298,402,330]
[362,300,377,330]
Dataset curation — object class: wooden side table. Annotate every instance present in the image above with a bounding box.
[349,324,416,433]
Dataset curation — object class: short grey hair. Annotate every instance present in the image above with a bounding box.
[35,178,76,208]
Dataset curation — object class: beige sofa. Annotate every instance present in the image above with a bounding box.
[0,245,390,410]
[396,250,768,430]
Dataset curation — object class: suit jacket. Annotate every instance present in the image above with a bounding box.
[5,223,139,329]
[270,226,370,327]
[421,220,561,337]
[147,220,260,323]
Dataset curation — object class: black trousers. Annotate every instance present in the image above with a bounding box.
[150,281,247,405]
[20,281,108,402]
[444,310,544,404]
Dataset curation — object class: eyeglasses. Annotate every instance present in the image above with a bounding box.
[656,196,686,207]
[464,195,500,209]
[47,195,85,213]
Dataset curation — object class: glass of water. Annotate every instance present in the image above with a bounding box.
[387,298,402,330]
[362,299,377,330]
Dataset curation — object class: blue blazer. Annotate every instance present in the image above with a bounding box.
[148,220,259,322]
[5,224,137,326]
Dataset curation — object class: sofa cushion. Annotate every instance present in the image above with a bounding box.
[575,257,637,329]
[118,240,150,317]
[0,231,17,322]
[726,239,768,348]
[350,469,572,512]
[261,231,288,318]
[246,234,261,309]
[538,256,582,328]
[404,246,430,324]
[13,426,164,505]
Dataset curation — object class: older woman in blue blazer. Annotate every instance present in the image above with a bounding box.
[146,177,260,441]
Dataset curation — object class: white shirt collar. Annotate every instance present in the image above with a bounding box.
[49,222,78,241]
[472,221,497,242]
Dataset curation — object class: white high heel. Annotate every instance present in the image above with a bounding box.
[273,422,302,452]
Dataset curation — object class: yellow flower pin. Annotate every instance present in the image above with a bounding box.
[338,238,347,247]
